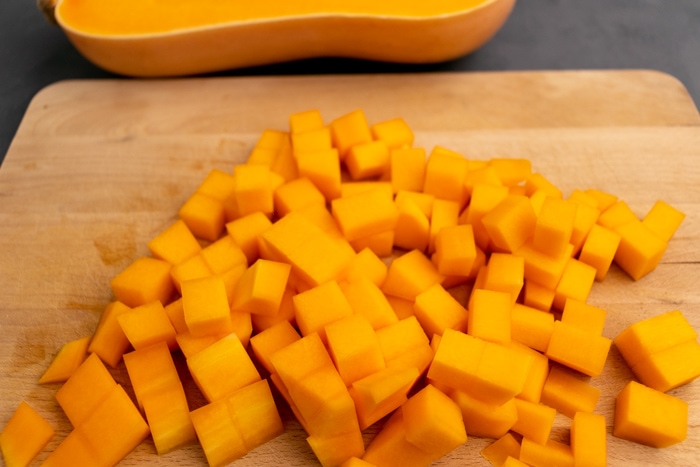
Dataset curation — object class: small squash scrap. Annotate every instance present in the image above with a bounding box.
[39,0,517,77]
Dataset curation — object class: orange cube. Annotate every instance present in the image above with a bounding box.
[414,283,469,339]
[147,219,202,266]
[519,437,574,467]
[510,398,557,446]
[250,320,301,374]
[88,301,132,367]
[571,412,606,467]
[296,148,342,201]
[510,303,554,353]
[546,321,611,377]
[110,256,174,308]
[0,401,55,467]
[540,365,601,418]
[532,197,577,257]
[325,314,386,386]
[468,289,512,345]
[274,177,326,217]
[289,109,325,134]
[340,276,398,330]
[552,258,597,310]
[480,433,521,467]
[401,384,467,459]
[390,148,426,193]
[393,195,430,252]
[362,410,437,467]
[178,191,226,242]
[329,109,373,159]
[293,280,354,342]
[39,336,90,384]
[482,195,537,253]
[331,188,399,242]
[578,224,621,281]
[613,380,687,447]
[642,200,685,242]
[231,259,291,317]
[614,219,668,281]
[376,316,433,375]
[181,275,233,338]
[422,147,469,207]
[371,117,414,149]
[117,300,178,350]
[481,253,525,304]
[346,140,390,180]
[186,334,261,402]
[382,249,444,301]
[450,390,518,439]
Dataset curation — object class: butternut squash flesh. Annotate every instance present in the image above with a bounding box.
[45,0,517,76]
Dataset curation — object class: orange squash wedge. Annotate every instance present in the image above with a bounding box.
[38,0,517,77]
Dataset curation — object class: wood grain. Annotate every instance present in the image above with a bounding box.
[1,70,699,466]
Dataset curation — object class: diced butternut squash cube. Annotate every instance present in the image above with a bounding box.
[481,252,525,304]
[110,256,174,308]
[117,300,178,350]
[39,336,90,384]
[330,109,373,159]
[376,316,433,375]
[532,197,577,258]
[349,366,420,430]
[296,148,342,201]
[510,303,554,353]
[261,211,354,287]
[642,200,685,242]
[464,183,510,250]
[613,309,698,368]
[226,211,273,265]
[291,126,333,157]
[340,181,393,199]
[613,380,687,447]
[568,198,601,256]
[72,384,150,466]
[186,334,261,402]
[294,280,354,342]
[147,219,202,265]
[402,384,467,459]
[480,433,521,467]
[428,198,460,253]
[170,253,213,293]
[346,140,390,180]
[393,195,430,252]
[123,342,195,454]
[510,341,549,404]
[307,429,366,467]
[449,390,518,439]
[546,321,611,377]
[331,188,398,242]
[274,177,326,217]
[341,456,378,467]
[200,235,247,275]
[325,314,386,386]
[585,188,618,211]
[190,397,247,467]
[597,200,637,230]
[88,301,132,368]
[181,275,233,338]
[629,339,700,392]
[226,379,284,452]
[250,320,301,374]
[179,191,226,242]
[350,229,395,257]
[540,365,600,419]
[614,219,668,280]
[489,158,532,186]
[482,194,537,253]
[432,224,477,277]
[0,401,54,467]
[233,164,275,217]
[502,456,530,467]
[468,289,512,345]
[390,148,426,193]
[345,247,388,288]
[371,117,414,149]
[290,109,325,134]
[524,172,562,199]
[463,165,502,202]
[362,410,439,467]
[561,298,607,335]
[552,258,597,310]
[422,147,468,207]
[54,353,116,427]
[519,437,574,467]
[382,249,444,301]
[578,224,621,281]
[231,259,291,317]
[340,276,398,330]
[571,411,606,467]
[516,241,573,290]
[196,169,237,202]
[414,283,469,339]
[522,279,555,312]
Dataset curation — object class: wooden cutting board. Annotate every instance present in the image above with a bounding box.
[1,70,699,466]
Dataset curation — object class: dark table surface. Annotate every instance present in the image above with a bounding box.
[2,0,699,166]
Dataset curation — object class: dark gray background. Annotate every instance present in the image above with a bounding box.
[2,0,699,165]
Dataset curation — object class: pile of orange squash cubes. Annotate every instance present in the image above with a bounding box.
[2,108,699,467]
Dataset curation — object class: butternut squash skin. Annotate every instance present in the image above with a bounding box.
[41,0,517,77]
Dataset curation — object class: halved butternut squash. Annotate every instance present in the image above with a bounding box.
[39,0,517,77]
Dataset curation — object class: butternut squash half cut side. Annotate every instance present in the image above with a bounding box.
[40,0,517,77]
